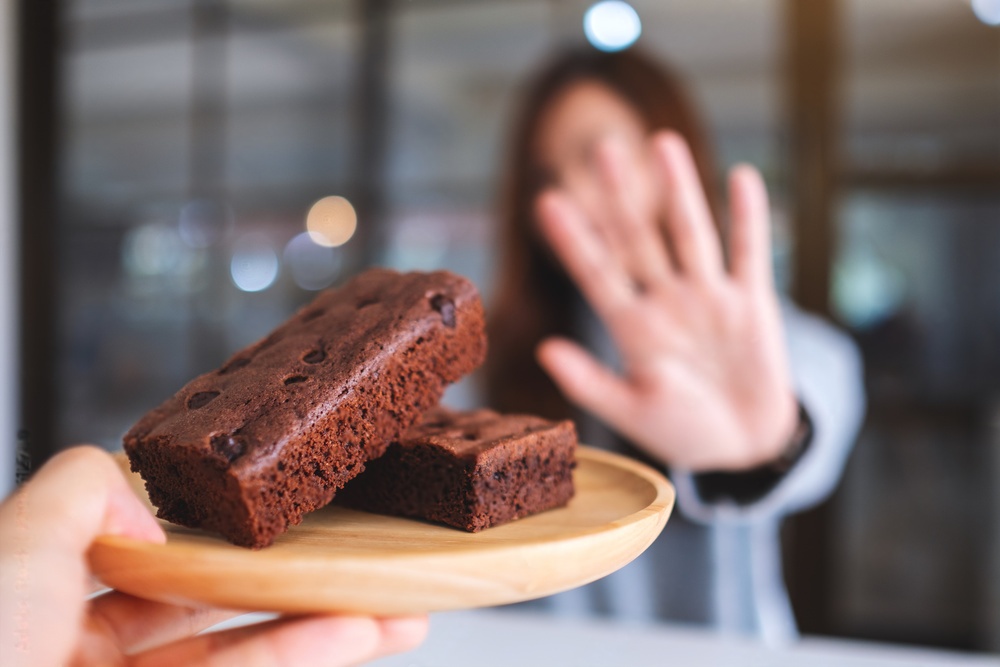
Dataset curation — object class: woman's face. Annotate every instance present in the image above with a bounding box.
[531,80,658,235]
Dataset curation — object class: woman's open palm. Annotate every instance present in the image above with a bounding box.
[535,132,797,472]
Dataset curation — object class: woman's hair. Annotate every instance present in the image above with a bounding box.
[485,47,720,419]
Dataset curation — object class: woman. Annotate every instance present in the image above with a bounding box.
[487,48,864,643]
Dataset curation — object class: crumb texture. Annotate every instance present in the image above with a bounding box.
[340,407,577,532]
[124,269,487,548]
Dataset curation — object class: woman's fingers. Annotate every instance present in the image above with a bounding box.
[653,132,724,283]
[85,592,240,655]
[593,139,673,290]
[727,164,774,287]
[129,615,428,667]
[537,337,634,427]
[536,191,635,316]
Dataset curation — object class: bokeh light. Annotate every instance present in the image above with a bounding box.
[122,223,185,277]
[283,231,342,291]
[305,196,357,247]
[971,0,1000,25]
[832,247,907,331]
[230,234,279,292]
[584,1,642,52]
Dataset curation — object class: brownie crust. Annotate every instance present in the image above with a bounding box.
[124,269,487,548]
[340,408,577,532]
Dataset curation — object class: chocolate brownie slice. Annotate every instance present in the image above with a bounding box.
[339,408,577,532]
[124,269,487,548]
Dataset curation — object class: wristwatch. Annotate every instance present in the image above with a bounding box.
[764,400,813,474]
[693,400,814,504]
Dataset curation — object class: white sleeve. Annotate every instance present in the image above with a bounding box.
[671,302,867,525]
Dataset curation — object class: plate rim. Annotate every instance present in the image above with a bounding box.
[88,445,675,612]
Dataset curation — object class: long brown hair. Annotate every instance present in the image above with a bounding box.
[486,48,721,420]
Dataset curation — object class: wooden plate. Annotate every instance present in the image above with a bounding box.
[88,447,674,615]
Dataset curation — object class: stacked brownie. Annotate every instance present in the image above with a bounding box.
[125,268,576,548]
[339,408,576,532]
[125,269,486,548]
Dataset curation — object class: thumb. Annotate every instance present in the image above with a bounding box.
[0,446,164,667]
[536,337,634,428]
[2,445,165,556]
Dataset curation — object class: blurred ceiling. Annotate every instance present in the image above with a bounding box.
[60,0,1000,217]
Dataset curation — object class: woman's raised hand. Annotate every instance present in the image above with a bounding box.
[535,131,798,471]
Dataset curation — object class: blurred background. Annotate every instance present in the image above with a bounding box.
[2,0,998,654]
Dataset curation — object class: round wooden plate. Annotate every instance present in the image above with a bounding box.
[88,446,674,615]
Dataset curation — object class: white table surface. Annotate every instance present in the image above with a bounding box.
[362,609,1000,667]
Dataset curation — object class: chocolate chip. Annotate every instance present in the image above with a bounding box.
[302,349,325,364]
[284,375,308,385]
[187,391,220,409]
[210,434,246,462]
[430,294,456,328]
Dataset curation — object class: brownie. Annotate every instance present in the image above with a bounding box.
[123,269,487,548]
[339,407,577,532]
